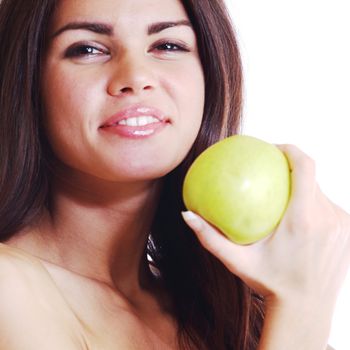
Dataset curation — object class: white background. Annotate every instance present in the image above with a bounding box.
[225,1,350,349]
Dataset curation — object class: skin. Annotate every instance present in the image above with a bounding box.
[4,0,204,348]
[36,0,204,297]
[1,0,348,349]
[183,145,350,350]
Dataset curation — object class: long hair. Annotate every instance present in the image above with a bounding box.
[0,0,264,349]
[0,0,55,239]
[149,1,264,349]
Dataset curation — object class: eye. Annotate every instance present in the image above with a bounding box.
[65,43,109,58]
[152,41,190,53]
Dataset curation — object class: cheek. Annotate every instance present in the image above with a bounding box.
[40,65,101,164]
[41,61,104,130]
[161,58,205,123]
[42,67,94,126]
[177,61,205,136]
[159,59,205,161]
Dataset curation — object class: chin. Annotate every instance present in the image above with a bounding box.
[103,154,185,180]
[85,163,176,184]
[57,150,186,185]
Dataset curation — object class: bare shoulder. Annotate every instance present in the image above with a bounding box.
[0,241,45,269]
[0,243,87,350]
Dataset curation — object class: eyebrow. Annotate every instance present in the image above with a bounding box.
[51,20,192,39]
[148,20,192,35]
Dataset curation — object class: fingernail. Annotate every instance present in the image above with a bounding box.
[181,211,201,229]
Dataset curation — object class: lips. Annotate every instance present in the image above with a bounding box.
[100,104,170,138]
[100,105,168,127]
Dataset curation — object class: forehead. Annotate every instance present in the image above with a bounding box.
[51,0,189,30]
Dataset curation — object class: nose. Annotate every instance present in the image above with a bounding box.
[107,52,156,97]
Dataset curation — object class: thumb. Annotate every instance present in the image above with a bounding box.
[181,211,253,276]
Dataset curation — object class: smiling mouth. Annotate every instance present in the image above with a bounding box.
[100,115,170,138]
[99,104,171,138]
[112,116,161,127]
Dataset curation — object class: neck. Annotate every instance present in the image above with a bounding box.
[13,169,164,298]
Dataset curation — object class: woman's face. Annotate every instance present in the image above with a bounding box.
[41,0,205,183]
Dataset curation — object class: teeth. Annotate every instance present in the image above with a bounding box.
[117,116,159,127]
[133,130,155,136]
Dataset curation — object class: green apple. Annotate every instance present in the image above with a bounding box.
[183,135,291,245]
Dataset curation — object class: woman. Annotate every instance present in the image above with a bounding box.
[0,0,348,349]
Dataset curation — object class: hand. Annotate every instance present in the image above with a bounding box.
[182,144,350,307]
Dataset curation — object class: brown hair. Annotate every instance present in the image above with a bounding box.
[0,0,55,238]
[150,1,264,348]
[0,0,264,349]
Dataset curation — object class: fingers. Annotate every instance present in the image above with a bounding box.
[276,144,318,214]
[182,143,350,303]
[181,211,249,274]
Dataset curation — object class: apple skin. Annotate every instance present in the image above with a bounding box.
[183,135,291,245]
